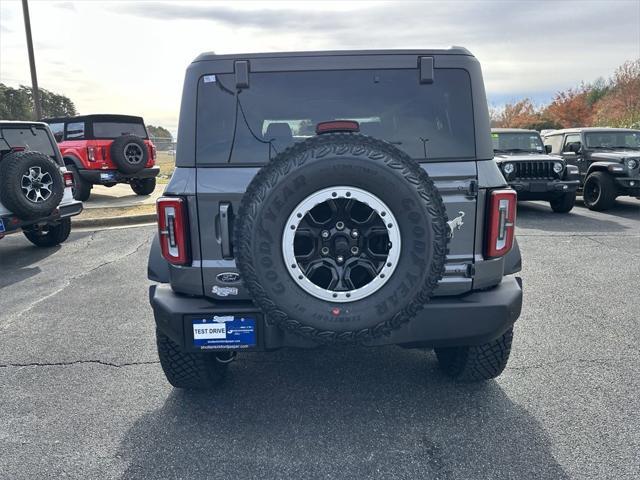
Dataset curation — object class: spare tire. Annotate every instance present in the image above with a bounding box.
[110,135,147,174]
[0,151,65,220]
[235,133,448,344]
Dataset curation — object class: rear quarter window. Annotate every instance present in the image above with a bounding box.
[543,134,563,154]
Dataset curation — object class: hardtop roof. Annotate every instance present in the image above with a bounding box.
[491,128,539,134]
[543,127,640,136]
[192,47,473,63]
[42,114,145,124]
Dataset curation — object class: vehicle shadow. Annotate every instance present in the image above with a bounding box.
[0,241,60,289]
[0,230,94,289]
[516,201,632,233]
[575,197,640,221]
[118,347,568,480]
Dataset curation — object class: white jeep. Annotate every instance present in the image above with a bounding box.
[0,121,82,247]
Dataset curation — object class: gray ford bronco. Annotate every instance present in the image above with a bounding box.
[148,49,523,390]
[492,128,580,213]
[542,127,640,210]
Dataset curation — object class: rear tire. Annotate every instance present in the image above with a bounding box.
[68,166,92,201]
[23,217,71,247]
[156,330,228,390]
[549,192,576,213]
[130,177,156,195]
[435,328,513,382]
[583,171,616,211]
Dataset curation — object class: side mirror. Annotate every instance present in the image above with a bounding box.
[569,143,582,153]
[545,145,552,154]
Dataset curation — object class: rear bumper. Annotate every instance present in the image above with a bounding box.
[149,276,523,352]
[0,200,82,236]
[510,179,580,200]
[78,167,159,184]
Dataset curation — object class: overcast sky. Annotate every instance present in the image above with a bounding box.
[1,0,639,134]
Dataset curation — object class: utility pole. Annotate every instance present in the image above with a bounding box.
[21,0,42,119]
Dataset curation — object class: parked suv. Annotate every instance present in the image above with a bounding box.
[542,127,640,210]
[0,121,82,247]
[492,128,580,213]
[148,49,523,390]
[43,114,159,201]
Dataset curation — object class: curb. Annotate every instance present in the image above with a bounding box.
[73,213,157,228]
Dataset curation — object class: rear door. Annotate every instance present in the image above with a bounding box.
[193,57,480,300]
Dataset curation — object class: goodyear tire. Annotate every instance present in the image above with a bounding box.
[234,133,448,344]
[130,177,156,195]
[583,171,617,211]
[68,165,92,201]
[23,217,72,247]
[110,135,147,174]
[549,192,576,213]
[435,327,513,382]
[0,151,65,220]
[156,330,228,390]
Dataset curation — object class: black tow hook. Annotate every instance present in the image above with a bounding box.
[215,351,237,364]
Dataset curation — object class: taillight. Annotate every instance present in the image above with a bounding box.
[87,146,96,162]
[151,144,157,161]
[485,189,517,258]
[157,197,190,265]
[63,171,74,188]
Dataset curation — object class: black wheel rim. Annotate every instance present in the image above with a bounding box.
[282,187,401,303]
[584,178,600,205]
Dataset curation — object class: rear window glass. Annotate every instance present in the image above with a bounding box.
[492,132,544,153]
[196,68,476,164]
[1,127,56,157]
[48,122,64,142]
[93,122,147,139]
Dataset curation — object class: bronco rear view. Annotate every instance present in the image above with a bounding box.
[43,114,159,201]
[148,49,523,389]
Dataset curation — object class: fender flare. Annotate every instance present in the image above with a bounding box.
[62,154,83,170]
[148,233,170,283]
[586,162,617,175]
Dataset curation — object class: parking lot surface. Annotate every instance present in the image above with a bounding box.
[0,198,638,479]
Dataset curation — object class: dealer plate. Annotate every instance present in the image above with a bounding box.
[100,172,116,181]
[530,182,547,192]
[192,316,256,350]
[0,218,5,233]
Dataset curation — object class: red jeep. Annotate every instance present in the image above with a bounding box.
[43,114,159,201]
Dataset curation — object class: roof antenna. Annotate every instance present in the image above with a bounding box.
[420,137,430,160]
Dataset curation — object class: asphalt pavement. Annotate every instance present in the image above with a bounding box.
[0,197,638,479]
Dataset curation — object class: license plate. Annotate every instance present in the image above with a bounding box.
[100,172,116,181]
[192,316,256,350]
[0,218,5,233]
[530,182,547,192]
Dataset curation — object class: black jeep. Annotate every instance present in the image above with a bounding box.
[542,127,640,210]
[492,128,580,213]
[148,49,523,390]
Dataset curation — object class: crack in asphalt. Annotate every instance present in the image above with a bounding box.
[508,357,635,372]
[1,236,151,331]
[0,359,159,369]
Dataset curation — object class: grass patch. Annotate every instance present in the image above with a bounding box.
[76,203,156,220]
[156,152,175,184]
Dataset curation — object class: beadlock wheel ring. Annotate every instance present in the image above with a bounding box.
[282,186,401,303]
[123,143,144,164]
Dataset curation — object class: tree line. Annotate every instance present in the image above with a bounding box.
[0,83,77,120]
[0,83,174,142]
[491,59,640,130]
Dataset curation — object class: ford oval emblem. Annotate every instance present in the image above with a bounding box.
[216,272,240,283]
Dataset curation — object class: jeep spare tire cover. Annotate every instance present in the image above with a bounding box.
[235,133,448,343]
[0,150,65,220]
[110,135,148,174]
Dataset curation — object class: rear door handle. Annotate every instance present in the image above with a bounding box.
[219,202,232,258]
